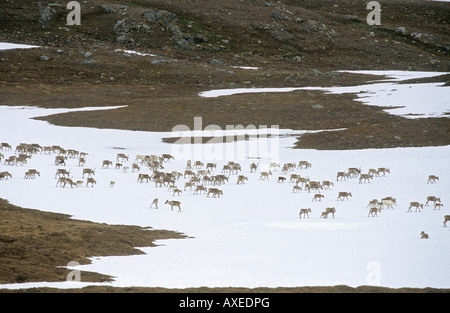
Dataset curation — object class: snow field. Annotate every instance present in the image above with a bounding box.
[0,69,449,289]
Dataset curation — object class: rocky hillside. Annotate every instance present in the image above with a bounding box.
[1,0,449,71]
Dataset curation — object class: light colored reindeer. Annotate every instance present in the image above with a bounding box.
[165,200,181,212]
[260,171,272,180]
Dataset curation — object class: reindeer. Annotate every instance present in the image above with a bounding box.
[298,161,312,169]
[132,163,140,173]
[269,162,279,171]
[336,171,348,181]
[116,153,129,162]
[78,157,86,167]
[289,174,300,183]
[368,168,379,177]
[207,188,223,198]
[299,208,312,219]
[312,194,324,201]
[337,192,352,201]
[307,181,322,193]
[165,200,181,212]
[322,180,334,190]
[82,168,95,178]
[161,154,175,163]
[172,188,182,196]
[368,207,380,217]
[86,178,97,187]
[321,207,336,219]
[250,162,259,173]
[55,169,71,179]
[359,174,372,184]
[237,175,248,184]
[408,202,423,212]
[260,171,272,180]
[427,175,439,184]
[347,167,361,178]
[206,162,216,171]
[138,173,151,183]
[197,169,209,177]
[150,198,159,209]
[434,203,444,210]
[277,176,286,183]
[64,178,76,188]
[378,198,397,209]
[425,196,440,206]
[184,181,196,191]
[296,177,309,187]
[27,169,40,177]
[194,185,207,195]
[24,169,40,179]
[102,160,113,169]
[56,177,67,187]
[0,171,12,180]
[1,143,12,150]
[377,167,390,176]
[4,156,16,166]
[420,231,429,239]
[184,169,195,179]
[230,163,242,174]
[443,215,450,227]
[54,156,66,166]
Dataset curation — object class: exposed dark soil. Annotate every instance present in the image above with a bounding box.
[0,199,186,285]
[0,0,449,292]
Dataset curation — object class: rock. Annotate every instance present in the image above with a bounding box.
[100,5,115,13]
[144,9,178,23]
[309,69,322,76]
[38,5,55,24]
[39,55,50,61]
[80,59,96,64]
[210,58,224,66]
[394,27,406,35]
[271,29,294,42]
[82,52,93,58]
[270,11,290,21]
[311,104,324,109]
[303,20,327,33]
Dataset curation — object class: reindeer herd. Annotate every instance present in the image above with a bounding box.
[0,141,448,230]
